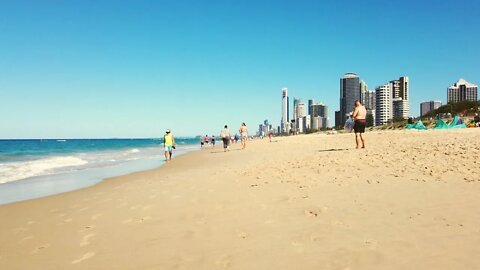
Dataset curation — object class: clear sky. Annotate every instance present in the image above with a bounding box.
[1,0,479,138]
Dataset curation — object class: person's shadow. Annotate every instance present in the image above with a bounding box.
[318,148,350,152]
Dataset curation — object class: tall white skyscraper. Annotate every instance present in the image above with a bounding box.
[296,102,307,119]
[281,88,289,133]
[375,83,392,126]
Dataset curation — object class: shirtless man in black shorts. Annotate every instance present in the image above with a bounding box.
[352,100,367,149]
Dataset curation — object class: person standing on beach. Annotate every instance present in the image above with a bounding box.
[220,125,231,152]
[211,135,216,147]
[352,100,367,149]
[163,129,175,161]
[205,135,209,145]
[239,122,249,149]
[200,136,205,148]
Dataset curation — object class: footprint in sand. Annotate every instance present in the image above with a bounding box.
[80,233,95,247]
[32,243,51,254]
[364,239,379,250]
[236,231,248,239]
[136,216,152,223]
[71,252,95,264]
[304,206,328,217]
[79,225,95,233]
[215,255,232,268]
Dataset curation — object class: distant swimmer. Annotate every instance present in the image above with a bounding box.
[352,100,367,149]
[220,125,231,152]
[163,129,176,161]
[239,122,249,149]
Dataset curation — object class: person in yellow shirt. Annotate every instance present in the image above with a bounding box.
[163,129,175,161]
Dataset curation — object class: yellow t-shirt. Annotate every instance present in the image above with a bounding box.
[164,134,173,146]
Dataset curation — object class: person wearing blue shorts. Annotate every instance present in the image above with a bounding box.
[164,129,175,161]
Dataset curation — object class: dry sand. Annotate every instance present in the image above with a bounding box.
[1,129,480,270]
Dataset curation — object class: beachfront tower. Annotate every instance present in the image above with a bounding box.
[390,76,410,119]
[447,78,478,103]
[420,100,442,116]
[281,88,289,133]
[340,73,361,126]
[375,83,392,126]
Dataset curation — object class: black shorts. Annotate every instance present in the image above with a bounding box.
[354,119,366,133]
[222,137,230,148]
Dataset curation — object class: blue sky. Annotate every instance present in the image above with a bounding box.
[1,0,479,138]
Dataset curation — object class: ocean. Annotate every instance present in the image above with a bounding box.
[0,138,199,204]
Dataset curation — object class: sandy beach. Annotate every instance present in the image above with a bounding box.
[1,129,480,270]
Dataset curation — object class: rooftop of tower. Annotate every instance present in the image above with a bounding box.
[343,72,358,78]
[449,78,478,88]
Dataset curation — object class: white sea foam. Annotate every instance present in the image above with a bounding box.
[0,156,88,184]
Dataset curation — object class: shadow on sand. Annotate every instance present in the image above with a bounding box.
[209,149,243,154]
[318,148,350,153]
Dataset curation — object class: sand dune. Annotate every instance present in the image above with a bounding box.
[1,129,480,269]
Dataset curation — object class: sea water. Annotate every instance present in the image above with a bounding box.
[0,138,199,205]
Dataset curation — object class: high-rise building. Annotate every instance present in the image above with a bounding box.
[447,78,478,103]
[340,73,361,126]
[360,80,368,105]
[281,88,289,133]
[420,100,442,116]
[375,83,392,126]
[364,90,376,110]
[292,98,301,120]
[296,102,307,119]
[390,76,410,119]
[302,115,311,132]
[308,99,314,116]
[392,98,409,120]
[310,102,328,118]
[335,110,341,127]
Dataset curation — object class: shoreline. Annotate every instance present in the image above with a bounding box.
[0,145,199,205]
[1,129,480,269]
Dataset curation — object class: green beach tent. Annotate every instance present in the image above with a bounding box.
[434,119,449,129]
[449,116,467,129]
[413,120,428,130]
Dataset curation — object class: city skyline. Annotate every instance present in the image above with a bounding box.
[1,1,479,138]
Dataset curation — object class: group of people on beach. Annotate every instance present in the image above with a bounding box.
[219,123,249,152]
[163,101,366,162]
[162,123,250,161]
[200,135,216,148]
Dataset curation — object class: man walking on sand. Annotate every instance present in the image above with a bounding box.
[352,100,367,149]
[220,125,231,152]
[163,129,175,161]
